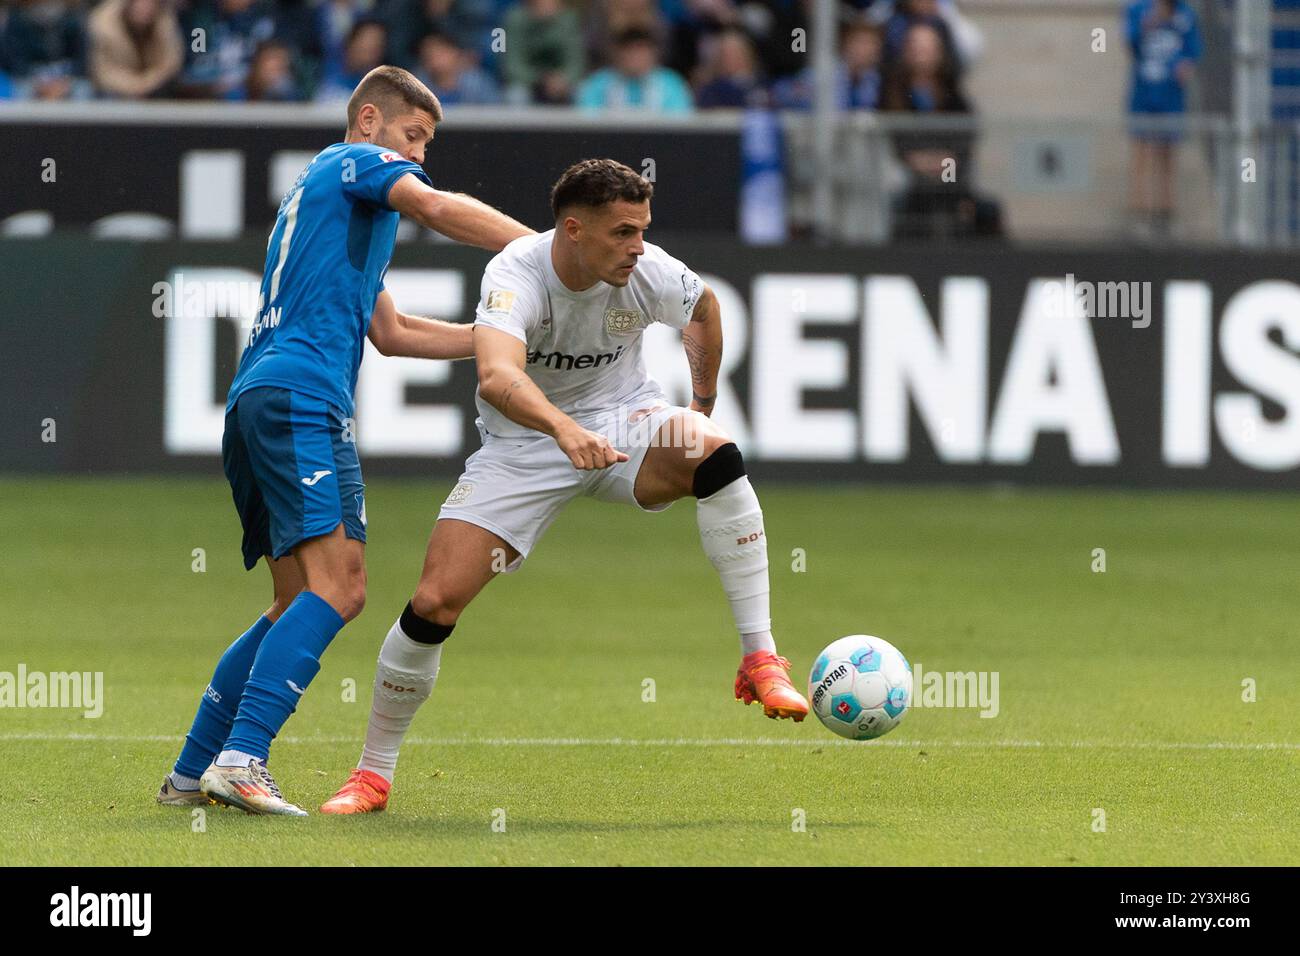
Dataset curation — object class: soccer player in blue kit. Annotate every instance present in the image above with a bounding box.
[154,66,534,815]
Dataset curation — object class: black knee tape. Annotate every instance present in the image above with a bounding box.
[692,442,746,499]
[400,601,455,645]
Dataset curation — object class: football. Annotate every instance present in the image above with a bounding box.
[808,635,913,740]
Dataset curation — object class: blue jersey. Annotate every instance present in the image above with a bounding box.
[1127,0,1201,114]
[227,142,432,417]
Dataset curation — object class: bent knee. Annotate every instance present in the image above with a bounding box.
[694,429,732,461]
[690,437,746,498]
[340,587,366,622]
[332,587,366,623]
[410,583,466,627]
[316,574,366,623]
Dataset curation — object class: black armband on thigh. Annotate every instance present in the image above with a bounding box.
[692,442,747,499]
[400,601,455,645]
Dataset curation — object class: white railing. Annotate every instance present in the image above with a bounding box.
[780,111,1293,247]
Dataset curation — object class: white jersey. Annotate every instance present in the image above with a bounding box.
[472,229,703,439]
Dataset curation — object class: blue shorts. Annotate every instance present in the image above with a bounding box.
[223,386,366,570]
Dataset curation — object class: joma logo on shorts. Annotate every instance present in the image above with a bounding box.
[527,345,626,371]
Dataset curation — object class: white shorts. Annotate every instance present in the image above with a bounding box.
[438,398,696,572]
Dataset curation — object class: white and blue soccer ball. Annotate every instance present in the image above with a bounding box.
[808,635,912,740]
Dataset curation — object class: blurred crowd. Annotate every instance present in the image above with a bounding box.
[0,0,983,113]
[0,0,1220,244]
[0,0,999,239]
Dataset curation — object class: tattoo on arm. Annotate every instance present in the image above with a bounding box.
[499,377,527,416]
[685,289,720,406]
[683,333,714,390]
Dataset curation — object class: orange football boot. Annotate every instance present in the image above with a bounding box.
[735,650,809,721]
[320,768,391,814]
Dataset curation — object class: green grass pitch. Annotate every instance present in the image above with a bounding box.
[1,477,1296,866]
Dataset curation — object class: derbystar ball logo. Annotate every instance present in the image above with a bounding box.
[811,663,849,709]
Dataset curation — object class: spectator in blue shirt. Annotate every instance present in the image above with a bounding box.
[660,0,737,87]
[177,0,277,98]
[384,0,500,75]
[871,0,982,71]
[314,1,367,89]
[315,18,387,100]
[1126,0,1201,240]
[772,19,883,111]
[695,27,768,109]
[577,27,693,113]
[413,29,501,105]
[1,0,88,99]
[225,37,304,100]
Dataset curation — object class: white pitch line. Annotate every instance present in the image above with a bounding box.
[0,733,1297,751]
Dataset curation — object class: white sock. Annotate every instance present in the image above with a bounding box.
[697,476,774,652]
[169,771,201,791]
[215,749,257,768]
[357,617,442,783]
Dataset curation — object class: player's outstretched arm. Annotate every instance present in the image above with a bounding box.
[368,289,475,360]
[388,174,534,252]
[682,284,722,416]
[475,325,628,470]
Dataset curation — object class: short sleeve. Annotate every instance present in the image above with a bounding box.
[340,145,432,210]
[644,244,703,330]
[473,257,545,344]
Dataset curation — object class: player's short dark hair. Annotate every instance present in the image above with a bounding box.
[550,159,654,220]
[346,65,443,130]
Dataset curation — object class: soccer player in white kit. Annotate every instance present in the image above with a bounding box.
[321,159,809,814]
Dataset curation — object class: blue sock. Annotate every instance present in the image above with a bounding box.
[223,592,346,761]
[174,615,274,780]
